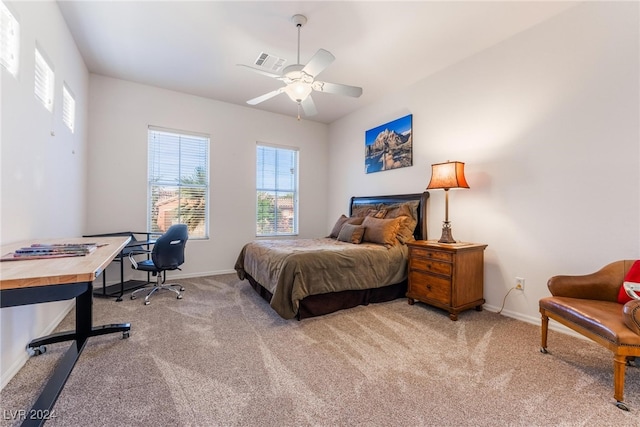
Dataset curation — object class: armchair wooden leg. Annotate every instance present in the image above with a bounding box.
[540,310,549,354]
[613,353,629,411]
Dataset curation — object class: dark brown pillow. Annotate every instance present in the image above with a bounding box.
[361,216,402,247]
[337,224,365,244]
[329,215,365,238]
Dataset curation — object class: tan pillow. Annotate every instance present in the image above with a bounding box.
[366,208,388,218]
[385,202,418,243]
[337,224,365,244]
[329,215,365,238]
[361,216,402,247]
[351,204,379,218]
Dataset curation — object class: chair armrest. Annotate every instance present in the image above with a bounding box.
[547,261,629,302]
[623,300,640,336]
[128,249,151,270]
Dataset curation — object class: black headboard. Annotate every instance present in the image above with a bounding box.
[349,192,429,240]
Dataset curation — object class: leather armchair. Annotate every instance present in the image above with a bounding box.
[539,260,640,411]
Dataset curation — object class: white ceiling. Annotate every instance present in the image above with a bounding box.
[57,1,578,124]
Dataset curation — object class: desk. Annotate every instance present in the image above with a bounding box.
[83,231,156,301]
[0,236,131,426]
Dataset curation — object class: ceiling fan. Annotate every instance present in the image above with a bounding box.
[238,14,363,120]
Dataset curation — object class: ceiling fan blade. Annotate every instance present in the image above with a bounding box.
[300,95,317,116]
[247,88,285,105]
[236,64,281,79]
[313,81,363,98]
[302,49,335,77]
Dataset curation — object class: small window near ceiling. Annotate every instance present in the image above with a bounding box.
[62,83,75,132]
[0,1,20,77]
[148,126,210,239]
[34,46,54,111]
[256,143,299,237]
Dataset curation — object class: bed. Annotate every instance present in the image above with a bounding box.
[234,192,429,319]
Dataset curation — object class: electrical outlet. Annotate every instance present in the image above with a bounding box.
[515,277,525,291]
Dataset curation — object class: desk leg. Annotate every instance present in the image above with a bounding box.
[21,283,130,426]
[28,286,130,350]
[21,283,91,427]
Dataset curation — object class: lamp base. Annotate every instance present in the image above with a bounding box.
[438,222,457,244]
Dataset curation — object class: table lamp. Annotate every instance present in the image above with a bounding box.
[427,161,469,243]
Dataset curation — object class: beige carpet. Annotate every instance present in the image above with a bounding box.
[1,274,639,426]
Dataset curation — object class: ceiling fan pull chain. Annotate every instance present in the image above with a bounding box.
[297,102,301,121]
[296,23,301,65]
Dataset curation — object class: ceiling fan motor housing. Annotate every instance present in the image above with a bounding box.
[291,14,307,27]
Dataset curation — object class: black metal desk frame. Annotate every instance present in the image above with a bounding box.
[83,231,156,301]
[1,281,131,426]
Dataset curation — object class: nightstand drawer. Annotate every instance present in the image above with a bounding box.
[410,247,453,263]
[409,271,451,303]
[410,257,452,276]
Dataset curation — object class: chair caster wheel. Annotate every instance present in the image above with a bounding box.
[131,295,137,300]
[540,347,548,354]
[180,287,185,292]
[177,294,183,299]
[616,401,629,411]
[122,331,130,339]
[144,300,150,305]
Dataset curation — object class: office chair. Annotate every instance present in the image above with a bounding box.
[129,224,188,305]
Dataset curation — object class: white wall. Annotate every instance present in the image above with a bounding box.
[86,75,329,280]
[1,1,90,387]
[327,2,640,324]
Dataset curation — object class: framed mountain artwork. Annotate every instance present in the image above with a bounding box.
[365,114,413,174]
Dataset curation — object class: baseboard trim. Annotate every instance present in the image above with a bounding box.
[484,304,588,341]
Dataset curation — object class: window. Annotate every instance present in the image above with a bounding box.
[35,46,54,111]
[256,144,298,236]
[0,1,19,76]
[148,127,209,239]
[62,83,75,132]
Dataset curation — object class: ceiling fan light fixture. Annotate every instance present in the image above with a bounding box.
[285,81,312,102]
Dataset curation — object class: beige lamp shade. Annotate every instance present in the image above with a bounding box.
[427,161,469,190]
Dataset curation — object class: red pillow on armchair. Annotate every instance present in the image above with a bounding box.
[617,260,640,304]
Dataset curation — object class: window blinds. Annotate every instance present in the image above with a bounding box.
[62,83,75,132]
[148,127,209,239]
[256,144,298,236]
[0,2,19,76]
[35,47,54,111]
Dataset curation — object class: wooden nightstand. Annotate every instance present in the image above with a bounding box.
[406,240,487,321]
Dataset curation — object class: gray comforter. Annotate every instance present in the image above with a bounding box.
[235,238,408,319]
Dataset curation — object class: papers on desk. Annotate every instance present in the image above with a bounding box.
[1,243,101,261]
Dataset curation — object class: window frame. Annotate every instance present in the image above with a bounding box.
[256,142,299,237]
[147,126,210,240]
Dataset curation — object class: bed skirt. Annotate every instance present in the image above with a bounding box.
[244,273,408,320]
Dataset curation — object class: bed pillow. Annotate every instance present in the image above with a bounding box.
[617,260,640,304]
[337,224,366,244]
[329,215,365,238]
[361,216,402,247]
[351,203,380,218]
[384,202,419,243]
[366,208,388,218]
